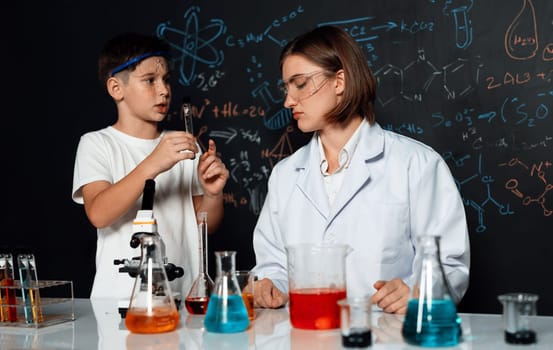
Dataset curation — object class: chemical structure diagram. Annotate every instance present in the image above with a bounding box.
[374,49,482,107]
[499,158,553,216]
[443,152,514,233]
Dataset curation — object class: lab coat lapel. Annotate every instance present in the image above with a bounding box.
[328,122,385,222]
[295,136,330,219]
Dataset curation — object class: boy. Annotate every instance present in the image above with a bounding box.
[72,32,228,299]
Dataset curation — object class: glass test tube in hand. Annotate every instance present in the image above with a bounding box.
[182,97,193,135]
[180,97,195,155]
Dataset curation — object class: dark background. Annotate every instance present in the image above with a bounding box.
[4,1,553,315]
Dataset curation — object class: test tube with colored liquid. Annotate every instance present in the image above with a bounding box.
[0,253,17,322]
[17,253,43,324]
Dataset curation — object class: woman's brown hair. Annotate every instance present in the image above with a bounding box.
[279,25,377,125]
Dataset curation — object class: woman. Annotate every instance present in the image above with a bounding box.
[252,25,470,314]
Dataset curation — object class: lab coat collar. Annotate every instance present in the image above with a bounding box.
[294,120,385,222]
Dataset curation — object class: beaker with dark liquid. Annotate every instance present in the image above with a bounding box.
[204,251,249,333]
[185,212,214,315]
[338,296,372,348]
[126,234,179,333]
[498,293,538,344]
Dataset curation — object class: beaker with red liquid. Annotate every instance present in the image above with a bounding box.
[286,243,352,330]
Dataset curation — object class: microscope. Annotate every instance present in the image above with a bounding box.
[113,179,184,318]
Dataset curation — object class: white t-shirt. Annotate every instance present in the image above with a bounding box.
[72,126,203,299]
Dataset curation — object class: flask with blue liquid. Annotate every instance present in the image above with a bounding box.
[204,251,249,333]
[402,235,462,347]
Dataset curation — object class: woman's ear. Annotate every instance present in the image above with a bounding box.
[334,69,345,95]
[107,76,124,101]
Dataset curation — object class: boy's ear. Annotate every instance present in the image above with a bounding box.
[106,76,124,101]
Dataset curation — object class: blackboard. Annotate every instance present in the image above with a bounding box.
[5,0,553,315]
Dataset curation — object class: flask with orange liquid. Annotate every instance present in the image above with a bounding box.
[125,234,180,333]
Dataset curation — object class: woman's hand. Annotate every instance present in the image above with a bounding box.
[371,278,410,314]
[254,278,288,309]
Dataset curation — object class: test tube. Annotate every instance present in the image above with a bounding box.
[181,96,193,135]
[180,97,195,156]
[0,253,17,322]
[17,253,43,324]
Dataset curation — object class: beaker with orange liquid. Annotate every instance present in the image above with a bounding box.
[235,270,255,320]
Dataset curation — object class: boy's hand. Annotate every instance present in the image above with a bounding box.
[198,139,229,196]
[148,131,198,174]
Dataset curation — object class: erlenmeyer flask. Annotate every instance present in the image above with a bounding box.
[402,235,462,347]
[125,234,179,333]
[185,212,214,315]
[204,251,249,333]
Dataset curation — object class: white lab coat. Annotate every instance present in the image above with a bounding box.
[252,120,470,302]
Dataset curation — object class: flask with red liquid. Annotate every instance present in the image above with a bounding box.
[184,212,214,315]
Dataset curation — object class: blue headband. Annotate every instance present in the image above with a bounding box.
[110,51,168,77]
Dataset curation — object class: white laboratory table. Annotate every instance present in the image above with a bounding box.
[1,298,552,349]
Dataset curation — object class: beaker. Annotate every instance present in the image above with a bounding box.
[285,243,352,330]
[125,235,180,334]
[498,292,538,344]
[185,212,214,315]
[235,270,255,320]
[337,296,372,348]
[402,235,462,347]
[204,251,249,333]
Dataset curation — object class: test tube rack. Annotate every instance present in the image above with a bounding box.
[0,280,74,328]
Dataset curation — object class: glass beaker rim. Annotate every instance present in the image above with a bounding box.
[337,296,372,307]
[498,292,539,303]
[214,250,236,256]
